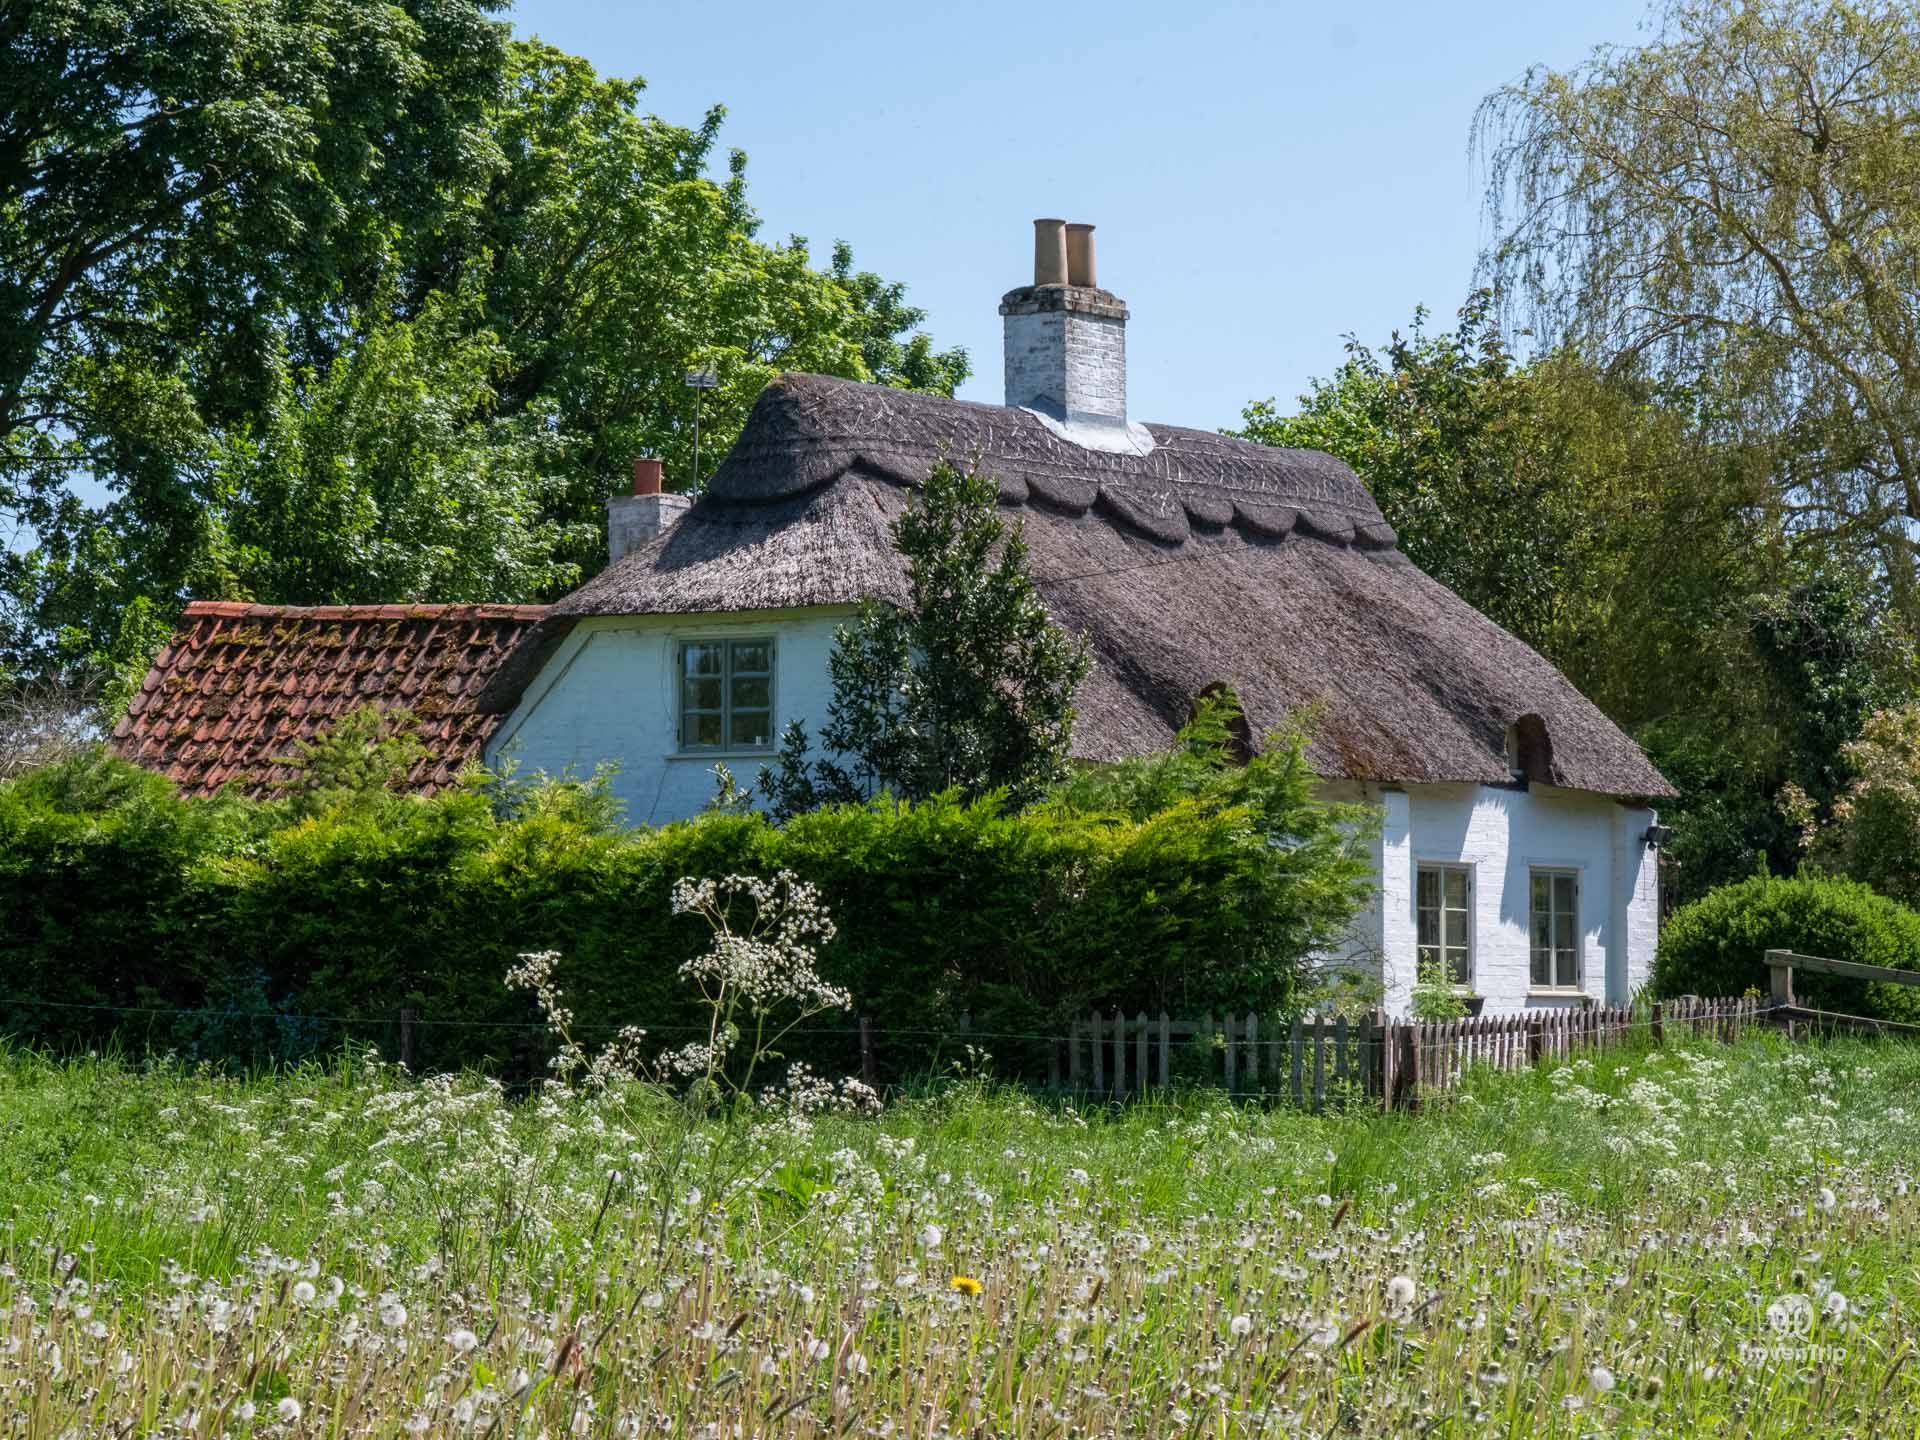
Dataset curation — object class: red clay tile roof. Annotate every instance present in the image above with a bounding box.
[111,601,549,798]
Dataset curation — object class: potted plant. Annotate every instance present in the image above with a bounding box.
[1411,959,1471,1021]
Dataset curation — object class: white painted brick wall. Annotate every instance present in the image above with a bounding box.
[1003,308,1127,424]
[1322,781,1660,1016]
[607,493,691,565]
[485,609,855,825]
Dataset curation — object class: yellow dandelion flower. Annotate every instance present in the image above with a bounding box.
[949,1275,983,1296]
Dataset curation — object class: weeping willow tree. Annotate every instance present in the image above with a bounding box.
[1475,0,1920,623]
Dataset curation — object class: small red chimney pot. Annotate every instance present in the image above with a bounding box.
[632,456,663,496]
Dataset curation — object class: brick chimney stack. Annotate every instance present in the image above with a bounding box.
[1000,218,1130,431]
[607,457,690,564]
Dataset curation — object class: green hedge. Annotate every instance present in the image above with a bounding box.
[1652,871,1920,1023]
[0,747,1376,1079]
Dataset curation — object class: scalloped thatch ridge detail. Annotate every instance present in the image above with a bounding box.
[532,374,1671,801]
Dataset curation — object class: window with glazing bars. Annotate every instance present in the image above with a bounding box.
[679,639,774,750]
[1416,865,1472,985]
[1529,869,1580,989]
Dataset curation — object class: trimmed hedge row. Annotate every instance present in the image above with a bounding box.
[1652,871,1920,1024]
[0,749,1375,1079]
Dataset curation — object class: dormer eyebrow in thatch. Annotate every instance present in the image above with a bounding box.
[486,373,1673,802]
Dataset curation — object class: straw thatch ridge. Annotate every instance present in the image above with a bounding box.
[497,373,1673,801]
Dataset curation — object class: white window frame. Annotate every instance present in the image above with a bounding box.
[677,636,777,753]
[1415,862,1474,989]
[1529,867,1583,992]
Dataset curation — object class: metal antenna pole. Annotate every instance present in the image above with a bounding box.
[684,366,718,491]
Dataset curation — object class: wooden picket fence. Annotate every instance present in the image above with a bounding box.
[1049,995,1768,1112]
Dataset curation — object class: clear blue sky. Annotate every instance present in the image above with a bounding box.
[510,0,1651,431]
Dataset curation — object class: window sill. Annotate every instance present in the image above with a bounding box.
[670,750,775,762]
[1527,987,1589,999]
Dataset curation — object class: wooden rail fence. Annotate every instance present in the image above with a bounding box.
[1766,948,1920,1036]
[1042,996,1766,1112]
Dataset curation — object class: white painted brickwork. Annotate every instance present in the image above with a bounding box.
[485,608,855,826]
[1325,781,1659,1017]
[606,493,691,566]
[1001,288,1130,426]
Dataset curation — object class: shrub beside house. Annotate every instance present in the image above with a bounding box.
[0,721,1374,1076]
[109,218,1676,1018]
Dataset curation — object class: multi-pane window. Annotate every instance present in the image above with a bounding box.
[679,639,774,750]
[1416,865,1472,986]
[1529,869,1581,989]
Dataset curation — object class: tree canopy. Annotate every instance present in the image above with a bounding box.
[1232,296,1781,729]
[1233,294,1909,905]
[1,8,966,695]
[1476,0,1920,625]
[759,461,1090,819]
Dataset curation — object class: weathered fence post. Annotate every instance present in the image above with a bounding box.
[1245,1012,1260,1096]
[399,1005,418,1070]
[1375,1014,1393,1107]
[1222,1011,1237,1095]
[1650,1001,1663,1046]
[1403,1022,1421,1112]
[1090,1011,1104,1095]
[1311,1015,1327,1112]
[1136,1011,1149,1096]
[1527,1015,1545,1067]
[1766,950,1796,1040]
[1290,1018,1305,1106]
[1158,1011,1172,1088]
[1112,1007,1126,1099]
[859,1015,875,1087]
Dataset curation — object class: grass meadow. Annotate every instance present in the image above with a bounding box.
[2,1029,1918,1437]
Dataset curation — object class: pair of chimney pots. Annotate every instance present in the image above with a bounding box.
[1033,219,1097,289]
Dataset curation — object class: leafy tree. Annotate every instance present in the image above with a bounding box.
[414,41,967,577]
[283,705,427,804]
[760,462,1090,818]
[829,241,972,398]
[1476,0,1920,627]
[1234,298,1902,907]
[1642,575,1901,903]
[1235,298,1575,657]
[1785,704,1920,906]
[0,0,510,564]
[1232,296,1781,726]
[17,281,582,663]
[2,22,967,695]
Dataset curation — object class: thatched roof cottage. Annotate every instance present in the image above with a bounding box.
[119,219,1671,1016]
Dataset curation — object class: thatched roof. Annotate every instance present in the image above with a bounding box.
[494,373,1671,801]
[114,602,547,798]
